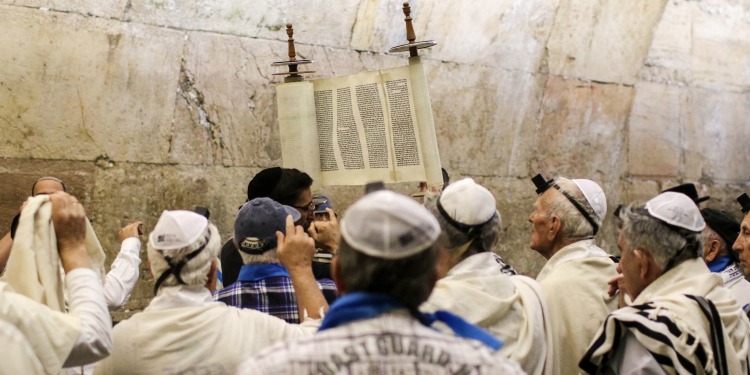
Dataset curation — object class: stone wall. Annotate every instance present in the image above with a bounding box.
[1,0,749,318]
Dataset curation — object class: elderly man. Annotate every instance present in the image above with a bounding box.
[528,174,617,375]
[421,178,551,375]
[214,197,337,323]
[1,192,112,373]
[700,207,750,310]
[580,192,750,374]
[221,167,338,285]
[94,209,328,374]
[239,190,524,374]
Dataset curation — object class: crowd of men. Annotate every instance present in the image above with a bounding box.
[2,169,750,374]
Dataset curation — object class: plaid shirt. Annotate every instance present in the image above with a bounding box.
[213,263,338,324]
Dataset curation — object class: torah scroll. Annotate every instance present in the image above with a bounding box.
[277,56,442,187]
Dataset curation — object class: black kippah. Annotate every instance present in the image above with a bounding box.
[247,167,282,202]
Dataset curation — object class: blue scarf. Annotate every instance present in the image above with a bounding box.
[237,263,289,282]
[707,256,733,273]
[319,292,502,351]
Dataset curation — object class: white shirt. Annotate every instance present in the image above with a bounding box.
[239,309,526,374]
[102,238,141,308]
[536,239,618,375]
[93,285,319,375]
[422,252,552,375]
[0,268,112,374]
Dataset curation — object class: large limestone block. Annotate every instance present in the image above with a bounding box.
[546,0,668,84]
[0,0,128,18]
[425,60,546,178]
[531,76,633,185]
[627,82,682,178]
[125,0,359,49]
[351,0,559,71]
[629,83,750,182]
[684,88,750,182]
[0,6,183,163]
[643,0,750,91]
[170,33,283,166]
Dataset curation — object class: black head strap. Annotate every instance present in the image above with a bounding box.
[153,231,211,295]
[436,197,496,240]
[550,183,600,236]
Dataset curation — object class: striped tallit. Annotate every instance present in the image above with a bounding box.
[580,258,750,375]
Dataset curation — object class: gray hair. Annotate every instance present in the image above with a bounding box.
[337,238,439,308]
[617,205,703,270]
[424,196,501,255]
[238,247,279,265]
[545,177,600,241]
[148,223,221,289]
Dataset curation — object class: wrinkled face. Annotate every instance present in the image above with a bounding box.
[291,187,314,230]
[529,193,554,255]
[733,214,750,274]
[617,231,648,300]
[33,179,64,196]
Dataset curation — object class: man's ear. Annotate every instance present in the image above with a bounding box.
[705,240,721,263]
[548,216,562,241]
[633,249,658,280]
[332,257,345,293]
[205,258,218,292]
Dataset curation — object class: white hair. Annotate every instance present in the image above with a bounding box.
[545,177,600,241]
[148,223,221,289]
[238,247,279,265]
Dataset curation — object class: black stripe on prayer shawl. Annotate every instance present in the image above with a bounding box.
[618,319,697,373]
[580,302,714,375]
[687,295,729,375]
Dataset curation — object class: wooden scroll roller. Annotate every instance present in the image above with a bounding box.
[272,23,315,82]
[389,2,437,56]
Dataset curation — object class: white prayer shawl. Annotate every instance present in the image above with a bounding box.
[0,281,81,375]
[0,318,45,375]
[421,252,553,375]
[580,258,750,375]
[1,195,106,311]
[535,239,618,375]
[720,262,750,310]
[93,285,319,375]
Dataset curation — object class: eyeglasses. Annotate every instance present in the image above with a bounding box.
[291,201,316,212]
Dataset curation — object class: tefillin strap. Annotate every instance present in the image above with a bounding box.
[153,231,211,295]
[437,198,497,239]
[531,173,600,236]
[436,198,496,240]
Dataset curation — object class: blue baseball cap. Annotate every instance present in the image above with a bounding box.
[235,198,301,254]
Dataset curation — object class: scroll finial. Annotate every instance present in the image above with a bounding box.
[286,23,296,62]
[403,3,416,46]
[389,2,436,56]
[271,22,314,82]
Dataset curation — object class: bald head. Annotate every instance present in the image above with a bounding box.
[32,177,66,196]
